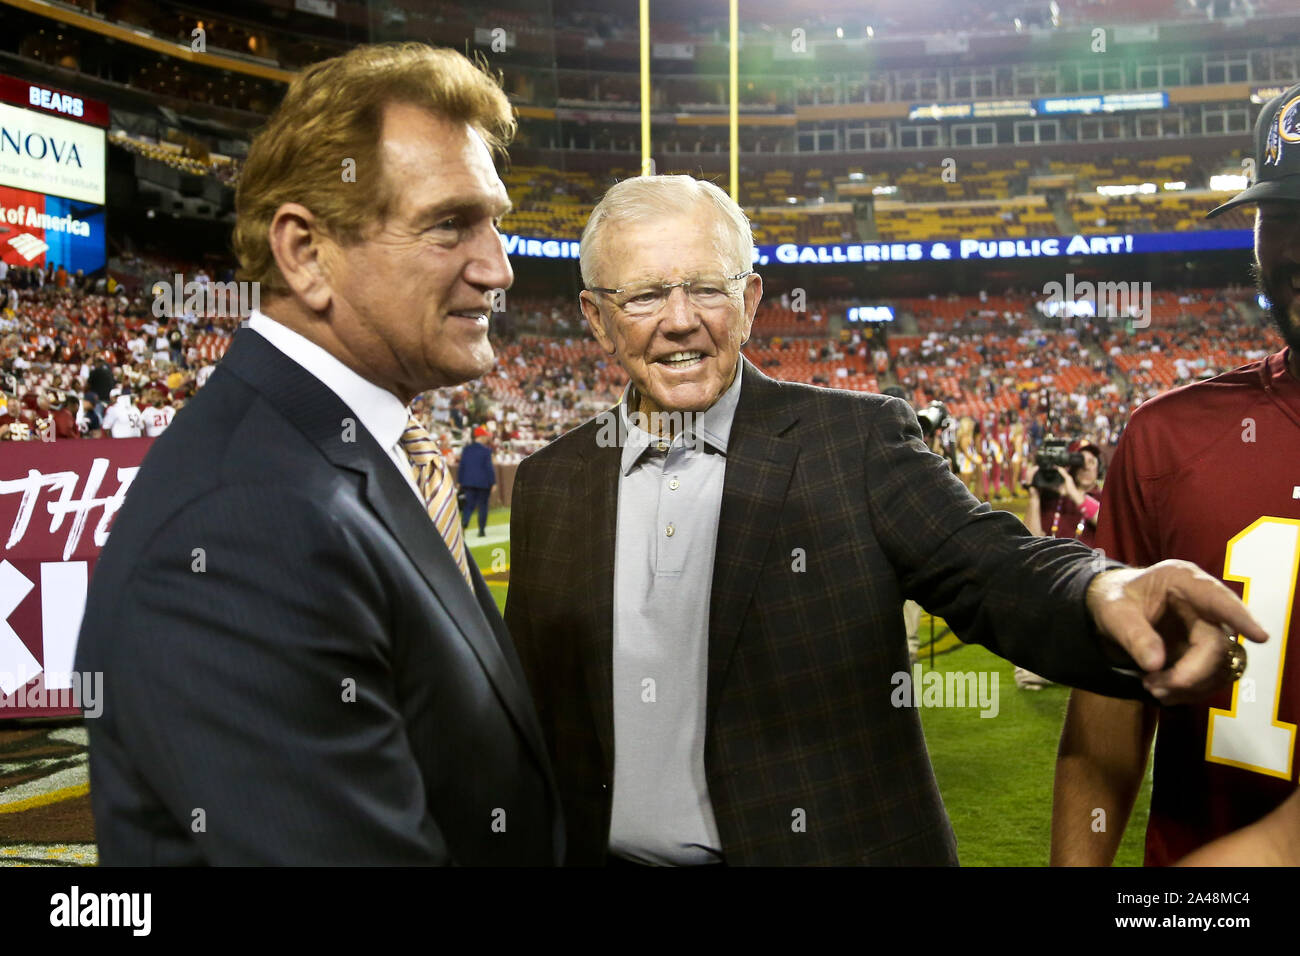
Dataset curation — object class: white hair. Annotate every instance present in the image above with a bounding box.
[579,175,754,289]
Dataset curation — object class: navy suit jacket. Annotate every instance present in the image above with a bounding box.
[76,328,562,865]
[458,441,495,489]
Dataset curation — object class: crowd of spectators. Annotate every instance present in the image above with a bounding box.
[0,271,225,442]
[0,263,1281,502]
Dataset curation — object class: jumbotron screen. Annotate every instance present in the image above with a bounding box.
[0,74,107,275]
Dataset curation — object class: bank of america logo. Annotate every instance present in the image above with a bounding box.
[8,234,49,262]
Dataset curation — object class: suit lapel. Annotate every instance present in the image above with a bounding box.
[577,411,623,774]
[218,328,550,773]
[707,359,800,722]
[359,459,550,769]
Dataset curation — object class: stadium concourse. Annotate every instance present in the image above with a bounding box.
[0,266,1278,865]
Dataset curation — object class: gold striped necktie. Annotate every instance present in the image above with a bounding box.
[400,417,474,590]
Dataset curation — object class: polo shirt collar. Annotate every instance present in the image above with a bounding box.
[618,359,744,476]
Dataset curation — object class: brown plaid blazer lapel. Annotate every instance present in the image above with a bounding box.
[707,358,799,724]
[575,424,621,774]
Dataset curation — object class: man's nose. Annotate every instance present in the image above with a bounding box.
[465,226,514,294]
[658,285,700,333]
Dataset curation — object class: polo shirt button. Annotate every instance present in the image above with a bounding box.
[665,523,675,537]
[669,478,680,490]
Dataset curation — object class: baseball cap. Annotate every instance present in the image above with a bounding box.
[1206,81,1300,218]
[472,426,489,438]
[1067,438,1102,458]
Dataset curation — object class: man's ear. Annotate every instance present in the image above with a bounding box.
[267,203,333,313]
[738,272,763,346]
[580,292,617,355]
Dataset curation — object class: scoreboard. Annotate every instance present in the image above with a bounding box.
[0,74,107,275]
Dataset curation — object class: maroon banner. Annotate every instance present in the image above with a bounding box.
[0,74,111,128]
[0,438,152,718]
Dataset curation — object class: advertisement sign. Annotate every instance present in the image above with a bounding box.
[502,228,1254,264]
[0,184,106,273]
[0,101,106,205]
[0,440,151,718]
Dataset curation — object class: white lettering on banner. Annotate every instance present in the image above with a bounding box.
[501,231,1170,264]
[0,461,139,560]
[0,203,91,238]
[28,86,85,118]
[0,560,39,695]
[0,447,144,713]
[41,561,86,687]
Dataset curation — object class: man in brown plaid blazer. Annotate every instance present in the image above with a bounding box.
[505,176,1265,867]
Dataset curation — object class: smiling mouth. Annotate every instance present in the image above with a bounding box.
[658,350,705,370]
[449,309,488,324]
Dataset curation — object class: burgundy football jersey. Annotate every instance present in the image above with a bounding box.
[1095,349,1300,865]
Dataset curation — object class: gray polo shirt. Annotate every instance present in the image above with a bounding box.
[607,367,743,866]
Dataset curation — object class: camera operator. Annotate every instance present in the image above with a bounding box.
[916,399,955,472]
[1023,438,1103,548]
[1017,438,1103,690]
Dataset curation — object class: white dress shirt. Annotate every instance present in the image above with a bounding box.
[246,311,424,504]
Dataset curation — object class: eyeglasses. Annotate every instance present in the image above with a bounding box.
[586,271,754,318]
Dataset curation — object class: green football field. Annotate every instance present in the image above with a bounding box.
[469,504,1153,867]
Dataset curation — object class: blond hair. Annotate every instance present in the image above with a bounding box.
[233,43,515,297]
[579,175,753,288]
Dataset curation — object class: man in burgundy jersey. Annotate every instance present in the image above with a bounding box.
[1052,82,1300,866]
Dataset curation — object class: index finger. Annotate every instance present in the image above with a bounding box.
[1171,576,1269,644]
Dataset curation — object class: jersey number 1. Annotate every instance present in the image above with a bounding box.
[1206,517,1299,780]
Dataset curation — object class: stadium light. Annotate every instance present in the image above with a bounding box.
[866,26,875,38]
[835,27,844,39]
[1162,181,1187,191]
